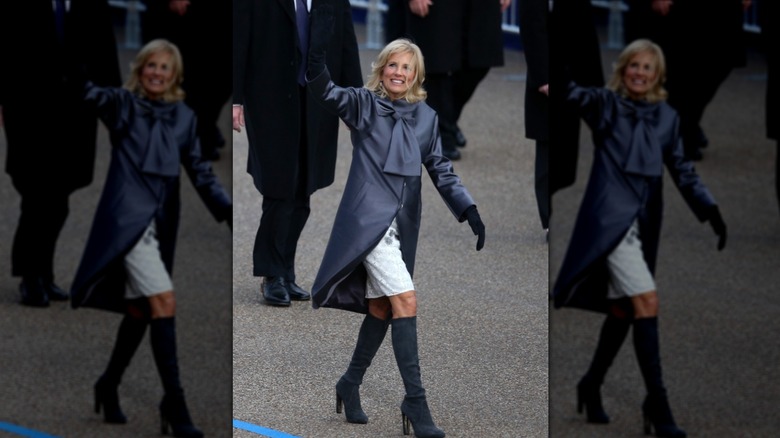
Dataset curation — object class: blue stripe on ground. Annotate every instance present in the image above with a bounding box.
[233,419,302,438]
[0,422,60,438]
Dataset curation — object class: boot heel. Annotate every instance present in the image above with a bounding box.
[576,388,583,414]
[402,412,410,436]
[336,393,343,414]
[643,411,651,435]
[94,388,101,414]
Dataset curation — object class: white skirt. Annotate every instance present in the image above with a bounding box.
[124,222,174,299]
[606,219,656,299]
[364,219,415,299]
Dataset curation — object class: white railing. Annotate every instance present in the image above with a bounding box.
[108,0,146,49]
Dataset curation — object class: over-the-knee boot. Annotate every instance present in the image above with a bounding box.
[336,314,390,424]
[391,317,445,438]
[95,313,148,423]
[577,314,631,424]
[633,317,686,438]
[150,317,203,438]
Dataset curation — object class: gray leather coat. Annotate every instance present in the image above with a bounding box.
[308,69,476,313]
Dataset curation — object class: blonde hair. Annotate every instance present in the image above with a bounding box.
[123,39,185,102]
[607,39,668,103]
[365,39,427,103]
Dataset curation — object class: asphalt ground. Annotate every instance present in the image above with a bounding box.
[549,37,780,437]
[232,25,549,438]
[0,47,234,436]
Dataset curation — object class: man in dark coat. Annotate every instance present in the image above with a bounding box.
[759,0,779,213]
[402,0,510,160]
[625,0,750,160]
[232,0,363,306]
[0,0,122,307]
[519,0,550,234]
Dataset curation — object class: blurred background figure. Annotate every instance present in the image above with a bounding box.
[142,0,232,161]
[624,0,751,161]
[397,0,511,161]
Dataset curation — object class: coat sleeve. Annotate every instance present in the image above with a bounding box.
[84,84,130,133]
[181,117,232,222]
[424,114,476,220]
[307,67,370,131]
[567,82,612,134]
[663,114,716,222]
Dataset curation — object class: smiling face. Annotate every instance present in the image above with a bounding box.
[381,51,415,101]
[139,51,175,100]
[622,50,658,100]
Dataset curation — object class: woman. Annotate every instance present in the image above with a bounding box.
[70,39,232,437]
[552,39,727,438]
[306,9,485,438]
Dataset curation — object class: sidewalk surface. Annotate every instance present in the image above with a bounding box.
[549,35,780,437]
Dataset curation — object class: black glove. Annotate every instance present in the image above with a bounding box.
[707,205,726,251]
[464,205,485,251]
[308,4,335,79]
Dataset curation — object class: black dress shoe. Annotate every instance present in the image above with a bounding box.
[454,125,467,147]
[20,277,49,308]
[262,277,291,307]
[44,281,70,301]
[286,280,311,301]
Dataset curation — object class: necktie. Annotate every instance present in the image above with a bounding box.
[296,0,310,86]
[54,0,66,43]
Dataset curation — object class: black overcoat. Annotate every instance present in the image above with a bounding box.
[232,0,363,199]
[552,85,716,313]
[519,0,549,142]
[0,0,121,192]
[308,70,476,314]
[70,86,232,313]
[404,0,505,74]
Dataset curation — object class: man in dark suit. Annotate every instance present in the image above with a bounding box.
[232,0,363,306]
[519,0,550,235]
[0,0,122,307]
[402,0,511,161]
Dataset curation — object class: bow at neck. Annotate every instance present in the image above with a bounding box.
[376,99,421,177]
[619,99,662,177]
[137,99,180,177]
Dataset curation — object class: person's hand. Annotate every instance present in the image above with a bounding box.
[707,205,727,251]
[232,105,244,132]
[169,0,190,16]
[539,83,549,96]
[308,3,335,78]
[500,0,511,13]
[464,205,485,251]
[651,0,673,16]
[409,0,433,18]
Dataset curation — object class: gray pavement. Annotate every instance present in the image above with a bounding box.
[549,38,780,437]
[232,25,548,438]
[0,48,234,436]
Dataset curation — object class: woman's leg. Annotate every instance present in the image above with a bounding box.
[388,291,444,438]
[148,291,203,438]
[335,297,392,424]
[95,299,150,424]
[578,300,632,424]
[631,291,686,437]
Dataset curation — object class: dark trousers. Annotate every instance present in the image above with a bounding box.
[253,196,311,280]
[425,68,490,146]
[10,180,71,279]
[535,140,550,230]
[253,85,311,280]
